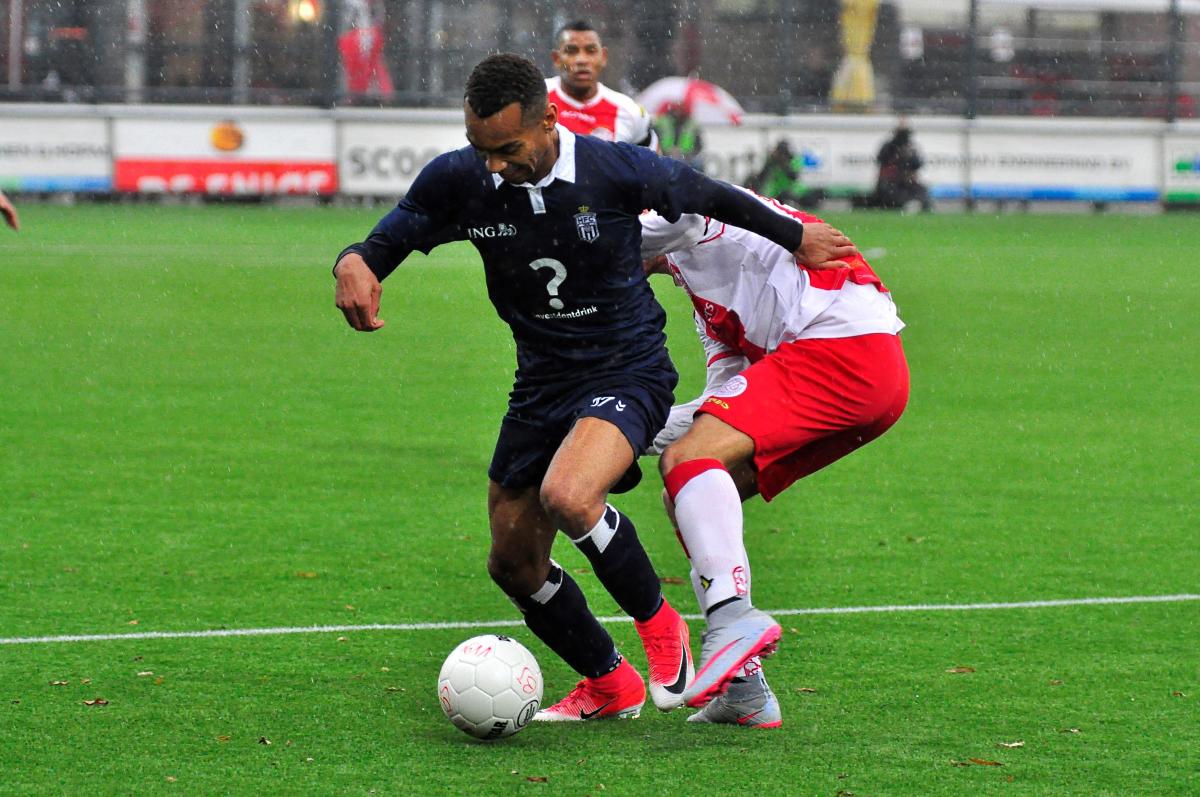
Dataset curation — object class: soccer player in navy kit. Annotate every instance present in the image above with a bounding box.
[333,54,856,721]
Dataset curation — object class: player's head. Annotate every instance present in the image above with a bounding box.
[464,53,558,186]
[551,20,607,99]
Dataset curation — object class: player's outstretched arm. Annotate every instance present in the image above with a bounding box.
[0,191,19,232]
[334,253,385,332]
[795,222,856,268]
[641,153,857,268]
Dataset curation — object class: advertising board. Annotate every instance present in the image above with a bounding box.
[113,116,337,195]
[0,117,112,192]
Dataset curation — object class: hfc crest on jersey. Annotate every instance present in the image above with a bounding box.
[574,205,599,243]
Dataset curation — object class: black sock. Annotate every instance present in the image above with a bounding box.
[513,562,621,679]
[573,504,664,623]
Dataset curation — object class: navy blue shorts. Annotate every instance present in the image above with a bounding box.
[488,365,677,492]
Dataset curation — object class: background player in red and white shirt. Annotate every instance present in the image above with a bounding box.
[640,196,908,727]
[546,20,655,147]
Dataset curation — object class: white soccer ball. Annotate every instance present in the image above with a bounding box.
[437,634,543,740]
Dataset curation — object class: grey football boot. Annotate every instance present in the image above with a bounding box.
[683,597,781,708]
[687,666,782,728]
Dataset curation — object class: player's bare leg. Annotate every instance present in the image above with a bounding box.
[538,417,694,713]
[660,414,782,708]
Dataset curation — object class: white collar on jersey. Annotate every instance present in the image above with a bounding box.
[491,124,577,190]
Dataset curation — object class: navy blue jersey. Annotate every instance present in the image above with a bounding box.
[340,127,805,384]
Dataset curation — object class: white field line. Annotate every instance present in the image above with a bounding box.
[2,593,1197,647]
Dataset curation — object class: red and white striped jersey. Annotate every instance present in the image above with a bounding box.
[641,194,904,454]
[546,77,654,146]
[640,196,903,364]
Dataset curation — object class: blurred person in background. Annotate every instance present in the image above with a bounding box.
[871,122,931,212]
[0,191,19,232]
[655,103,703,171]
[747,140,824,210]
[547,20,655,147]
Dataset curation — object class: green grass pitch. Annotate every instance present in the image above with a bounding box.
[1,204,1197,796]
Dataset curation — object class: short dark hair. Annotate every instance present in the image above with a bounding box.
[557,20,598,41]
[464,53,547,124]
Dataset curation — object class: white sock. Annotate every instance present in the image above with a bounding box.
[666,459,749,614]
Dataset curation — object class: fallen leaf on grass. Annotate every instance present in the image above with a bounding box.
[344,605,355,611]
[153,677,165,686]
[795,687,818,694]
[837,791,854,797]
[380,667,390,672]
[258,737,272,745]
[658,576,686,585]
[165,776,177,783]
[1049,679,1064,686]
[336,637,348,643]
[997,741,1025,749]
[137,671,154,677]
[385,687,401,692]
[969,758,1003,767]
[49,680,69,686]
[1060,728,1081,734]
[295,571,319,579]
[127,620,139,626]
[216,735,231,742]
[945,666,976,674]
[80,679,91,685]
[526,776,548,783]
[83,698,109,706]
[1172,691,1186,698]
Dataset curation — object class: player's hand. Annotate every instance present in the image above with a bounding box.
[334,253,385,332]
[0,191,19,232]
[795,222,856,269]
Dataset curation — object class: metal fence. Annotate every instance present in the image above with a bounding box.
[2,0,1198,119]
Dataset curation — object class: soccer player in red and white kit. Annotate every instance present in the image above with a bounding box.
[641,197,908,727]
[546,21,655,147]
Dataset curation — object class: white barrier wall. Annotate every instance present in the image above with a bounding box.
[337,109,468,196]
[0,111,111,191]
[1163,122,1200,203]
[0,103,1195,203]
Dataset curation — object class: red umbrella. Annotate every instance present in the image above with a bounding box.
[636,77,745,125]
